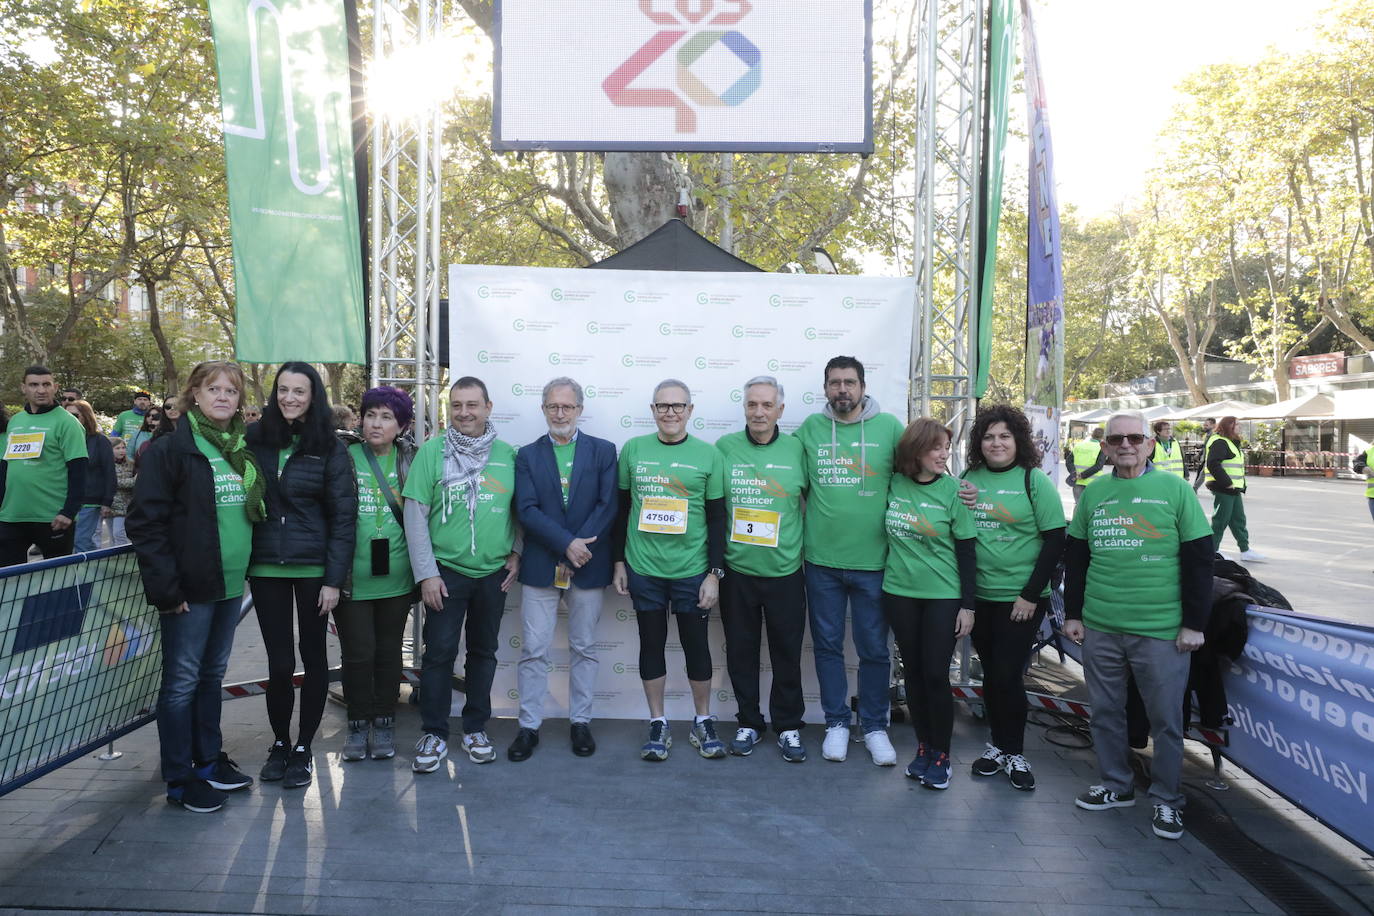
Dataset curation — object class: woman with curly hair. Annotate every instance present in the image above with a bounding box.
[960,404,1066,790]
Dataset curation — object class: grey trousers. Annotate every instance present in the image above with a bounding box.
[518,584,605,729]
[1083,627,1192,808]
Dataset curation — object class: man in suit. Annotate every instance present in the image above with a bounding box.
[508,376,618,760]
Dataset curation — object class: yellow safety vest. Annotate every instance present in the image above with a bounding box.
[1072,439,1103,482]
[1204,437,1246,492]
[1151,439,1185,477]
[1365,445,1374,499]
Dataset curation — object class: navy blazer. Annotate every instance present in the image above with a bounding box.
[515,431,618,589]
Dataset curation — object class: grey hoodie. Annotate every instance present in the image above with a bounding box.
[821,393,885,496]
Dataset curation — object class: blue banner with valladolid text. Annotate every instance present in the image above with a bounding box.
[1224,607,1374,854]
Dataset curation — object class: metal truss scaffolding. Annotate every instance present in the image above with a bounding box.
[370,0,445,438]
[912,0,984,456]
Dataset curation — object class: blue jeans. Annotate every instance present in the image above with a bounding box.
[157,596,241,783]
[419,567,505,740]
[804,562,890,732]
[74,506,102,552]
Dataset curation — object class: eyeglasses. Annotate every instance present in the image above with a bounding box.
[543,404,579,414]
[652,402,689,415]
[1105,433,1147,446]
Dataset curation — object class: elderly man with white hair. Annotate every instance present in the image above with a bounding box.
[1062,409,1214,841]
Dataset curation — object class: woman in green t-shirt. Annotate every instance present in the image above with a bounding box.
[334,386,417,763]
[881,417,977,791]
[962,405,1067,792]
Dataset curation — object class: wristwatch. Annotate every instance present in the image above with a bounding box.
[708,567,726,580]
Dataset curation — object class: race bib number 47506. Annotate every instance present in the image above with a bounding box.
[637,496,689,535]
[3,432,45,460]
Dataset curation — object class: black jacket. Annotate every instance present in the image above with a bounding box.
[126,421,240,611]
[247,426,357,587]
[81,432,116,508]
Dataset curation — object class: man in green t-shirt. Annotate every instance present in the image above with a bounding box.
[717,376,809,762]
[0,366,89,567]
[612,379,728,762]
[793,356,906,766]
[402,376,520,773]
[1063,409,1214,842]
[115,390,153,440]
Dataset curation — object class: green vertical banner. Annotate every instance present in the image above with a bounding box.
[976,0,1015,398]
[208,0,366,364]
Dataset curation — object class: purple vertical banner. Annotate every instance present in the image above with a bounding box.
[1018,0,1063,477]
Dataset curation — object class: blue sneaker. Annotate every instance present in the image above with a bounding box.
[166,778,226,813]
[922,750,952,790]
[690,718,727,759]
[777,729,806,763]
[729,727,759,756]
[195,752,252,792]
[904,742,932,781]
[641,720,672,761]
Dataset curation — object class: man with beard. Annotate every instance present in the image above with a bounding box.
[507,377,618,761]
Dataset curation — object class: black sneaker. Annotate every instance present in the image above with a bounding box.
[260,742,289,782]
[971,744,1006,777]
[1075,785,1136,810]
[282,747,314,789]
[166,778,226,813]
[1005,754,1035,791]
[1152,803,1184,840]
[196,752,253,792]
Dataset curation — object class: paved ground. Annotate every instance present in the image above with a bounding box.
[1,477,1371,914]
[0,690,1293,915]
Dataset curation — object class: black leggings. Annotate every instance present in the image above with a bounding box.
[883,593,960,752]
[252,576,329,749]
[636,610,712,681]
[970,598,1048,755]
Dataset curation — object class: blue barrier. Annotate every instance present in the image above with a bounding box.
[0,546,161,797]
[1223,606,1374,855]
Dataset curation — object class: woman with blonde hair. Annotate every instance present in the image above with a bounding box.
[128,360,266,813]
[65,399,115,553]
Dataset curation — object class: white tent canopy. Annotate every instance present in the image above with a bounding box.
[1164,399,1255,421]
[1235,393,1334,420]
[1063,408,1113,424]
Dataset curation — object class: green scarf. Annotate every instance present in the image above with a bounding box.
[188,407,267,523]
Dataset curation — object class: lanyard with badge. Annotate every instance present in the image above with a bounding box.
[362,448,403,577]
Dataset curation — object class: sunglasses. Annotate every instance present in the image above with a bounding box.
[1105,433,1147,446]
[61,396,77,402]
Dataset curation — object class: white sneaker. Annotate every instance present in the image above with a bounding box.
[822,724,850,762]
[461,731,497,764]
[1239,550,1267,563]
[863,729,897,766]
[412,734,447,773]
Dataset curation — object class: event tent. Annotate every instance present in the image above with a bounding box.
[1164,400,1254,421]
[1235,393,1334,420]
[587,219,762,272]
[1063,408,1112,424]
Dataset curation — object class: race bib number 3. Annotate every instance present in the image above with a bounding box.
[731,507,780,547]
[637,496,689,535]
[4,432,45,460]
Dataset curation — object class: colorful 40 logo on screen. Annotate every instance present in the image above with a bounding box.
[603,1,761,133]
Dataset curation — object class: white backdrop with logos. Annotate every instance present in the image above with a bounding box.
[444,264,914,723]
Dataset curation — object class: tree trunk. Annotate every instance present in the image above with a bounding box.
[0,212,48,363]
[144,279,181,394]
[603,153,685,248]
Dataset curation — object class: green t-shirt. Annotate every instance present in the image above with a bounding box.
[716,429,807,578]
[402,436,517,578]
[795,410,905,571]
[554,439,576,507]
[882,473,977,600]
[248,437,324,579]
[963,464,1066,601]
[1067,468,1212,640]
[617,434,724,580]
[192,428,253,600]
[0,406,89,523]
[348,443,414,600]
[115,409,145,439]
